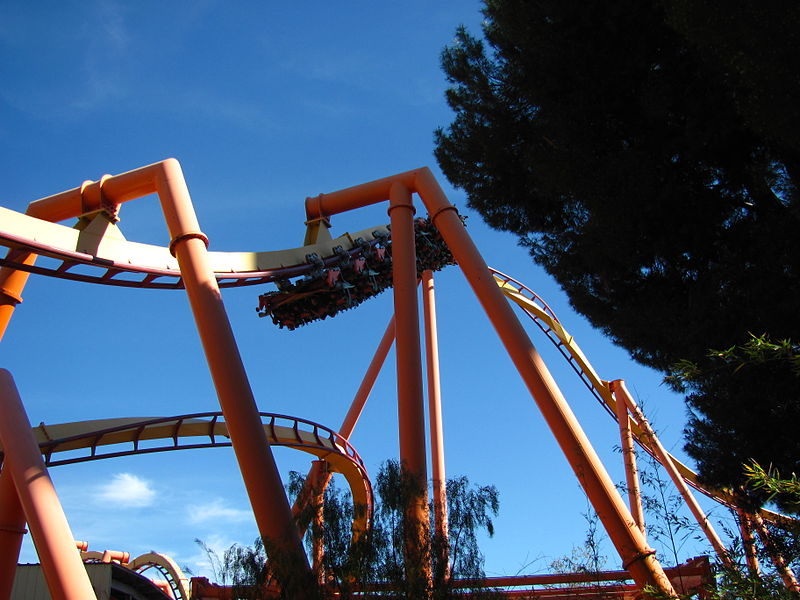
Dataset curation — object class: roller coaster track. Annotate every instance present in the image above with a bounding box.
[0,206,389,289]
[0,205,792,534]
[81,551,190,600]
[492,268,793,527]
[0,412,372,538]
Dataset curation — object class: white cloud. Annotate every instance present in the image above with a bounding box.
[187,499,251,525]
[96,473,156,508]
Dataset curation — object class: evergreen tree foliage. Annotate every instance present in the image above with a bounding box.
[668,336,800,509]
[434,0,800,492]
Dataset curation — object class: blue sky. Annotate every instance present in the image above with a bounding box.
[0,1,734,581]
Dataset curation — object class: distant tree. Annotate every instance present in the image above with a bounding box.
[434,0,800,491]
[204,461,500,599]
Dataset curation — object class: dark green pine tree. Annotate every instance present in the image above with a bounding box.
[434,0,800,493]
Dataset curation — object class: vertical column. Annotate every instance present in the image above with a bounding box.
[422,270,449,576]
[0,370,97,600]
[737,509,761,576]
[388,182,431,594]
[0,470,26,600]
[310,460,328,587]
[0,251,36,342]
[610,382,645,534]
[388,183,428,481]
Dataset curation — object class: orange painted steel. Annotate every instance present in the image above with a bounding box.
[738,508,762,575]
[0,184,76,342]
[422,269,449,569]
[389,182,428,482]
[612,382,645,534]
[3,162,767,596]
[310,460,328,586]
[340,315,396,439]
[413,170,675,596]
[0,251,35,342]
[0,470,26,600]
[388,181,431,589]
[11,160,310,579]
[752,512,800,592]
[0,370,97,600]
[302,167,674,595]
[611,380,734,569]
[291,315,395,532]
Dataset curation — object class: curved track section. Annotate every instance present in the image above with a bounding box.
[493,268,794,527]
[79,550,190,600]
[0,206,389,289]
[128,552,191,600]
[0,413,372,536]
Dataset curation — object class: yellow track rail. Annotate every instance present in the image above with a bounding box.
[494,270,794,527]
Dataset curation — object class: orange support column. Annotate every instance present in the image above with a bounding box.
[611,380,734,569]
[22,160,311,591]
[0,370,97,600]
[151,161,310,582]
[422,270,449,575]
[292,316,395,529]
[389,183,427,480]
[737,509,761,576]
[388,181,431,593]
[0,251,36,342]
[310,460,328,587]
[413,169,676,597]
[340,316,396,439]
[752,512,800,592]
[610,382,645,534]
[0,470,26,600]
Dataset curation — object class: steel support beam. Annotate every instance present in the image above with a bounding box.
[0,370,97,600]
[422,270,449,575]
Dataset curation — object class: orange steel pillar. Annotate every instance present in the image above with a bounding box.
[388,182,431,592]
[0,251,36,342]
[752,512,800,592]
[412,170,675,597]
[422,270,449,572]
[389,183,427,480]
[610,382,645,534]
[340,316,396,439]
[22,161,309,584]
[310,460,328,587]
[611,380,734,569]
[0,470,26,600]
[151,161,309,578]
[0,370,97,600]
[303,167,674,595]
[292,316,396,528]
[737,509,761,576]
